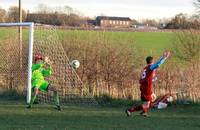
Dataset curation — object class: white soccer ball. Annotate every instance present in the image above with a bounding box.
[70,60,80,69]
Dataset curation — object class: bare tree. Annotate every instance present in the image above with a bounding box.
[35,4,50,14]
[194,0,200,16]
[63,5,73,15]
[0,7,6,22]
[35,4,74,15]
[165,13,200,29]
[7,6,27,22]
[141,19,158,26]
[173,30,200,62]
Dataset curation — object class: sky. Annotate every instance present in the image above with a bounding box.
[0,0,196,20]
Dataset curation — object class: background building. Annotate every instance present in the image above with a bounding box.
[96,16,131,28]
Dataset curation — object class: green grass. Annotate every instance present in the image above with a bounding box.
[0,103,199,130]
[0,28,175,57]
[58,30,175,56]
[132,32,175,56]
[0,28,16,40]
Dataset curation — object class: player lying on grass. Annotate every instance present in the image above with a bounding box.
[152,93,173,109]
[126,50,171,117]
[27,54,61,110]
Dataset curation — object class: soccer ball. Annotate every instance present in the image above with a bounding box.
[70,60,80,69]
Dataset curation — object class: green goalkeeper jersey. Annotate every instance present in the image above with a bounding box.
[32,63,53,92]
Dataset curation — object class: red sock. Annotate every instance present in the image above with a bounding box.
[142,105,150,113]
[142,107,148,113]
[128,105,143,113]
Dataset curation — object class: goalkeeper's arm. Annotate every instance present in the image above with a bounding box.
[43,65,53,76]
[43,57,53,76]
[32,63,42,71]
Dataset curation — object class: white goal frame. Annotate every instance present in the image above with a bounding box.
[0,22,34,103]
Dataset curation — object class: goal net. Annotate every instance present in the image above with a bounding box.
[0,22,97,106]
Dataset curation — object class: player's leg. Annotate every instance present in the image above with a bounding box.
[126,104,143,116]
[48,85,61,111]
[27,87,39,108]
[39,81,61,110]
[28,79,43,108]
[125,95,148,117]
[140,93,158,117]
[129,105,143,112]
[139,94,153,117]
[126,99,144,117]
[140,101,151,117]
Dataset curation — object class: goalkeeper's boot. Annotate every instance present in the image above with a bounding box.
[27,95,37,109]
[55,105,62,111]
[27,105,32,109]
[125,109,131,117]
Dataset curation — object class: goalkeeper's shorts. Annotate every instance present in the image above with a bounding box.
[32,79,49,92]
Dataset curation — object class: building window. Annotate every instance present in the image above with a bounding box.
[101,20,104,24]
[123,21,126,25]
[105,20,108,24]
[126,21,129,25]
[120,21,122,25]
[113,21,116,24]
[116,21,119,24]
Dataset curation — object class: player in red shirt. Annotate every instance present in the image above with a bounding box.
[126,50,170,117]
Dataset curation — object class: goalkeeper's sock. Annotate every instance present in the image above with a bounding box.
[53,91,61,110]
[28,95,37,108]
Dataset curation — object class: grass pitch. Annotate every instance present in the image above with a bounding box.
[0,103,199,130]
[58,30,175,56]
[0,28,175,56]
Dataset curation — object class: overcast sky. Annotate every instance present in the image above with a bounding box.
[0,0,195,20]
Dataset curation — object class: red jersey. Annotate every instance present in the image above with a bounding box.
[139,64,155,101]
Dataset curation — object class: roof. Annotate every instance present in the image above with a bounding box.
[96,16,131,21]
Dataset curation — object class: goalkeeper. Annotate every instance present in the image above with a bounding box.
[27,54,61,110]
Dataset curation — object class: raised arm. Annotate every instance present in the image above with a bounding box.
[150,50,170,71]
[42,65,53,76]
[42,56,53,76]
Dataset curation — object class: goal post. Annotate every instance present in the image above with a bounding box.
[0,22,34,103]
[0,22,97,106]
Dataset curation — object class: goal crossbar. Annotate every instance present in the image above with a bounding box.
[0,22,34,103]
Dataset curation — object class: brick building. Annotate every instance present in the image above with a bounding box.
[96,16,131,28]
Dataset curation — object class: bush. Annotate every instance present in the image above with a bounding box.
[0,89,25,100]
